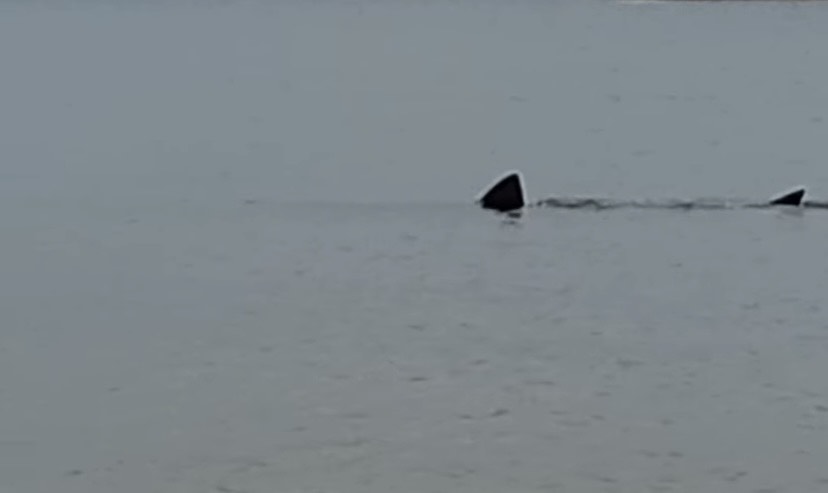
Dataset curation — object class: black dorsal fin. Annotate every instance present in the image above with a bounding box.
[476,171,526,212]
[769,188,805,206]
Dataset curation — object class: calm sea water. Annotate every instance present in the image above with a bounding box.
[3,1,828,492]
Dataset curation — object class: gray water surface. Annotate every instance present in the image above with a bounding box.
[3,1,828,492]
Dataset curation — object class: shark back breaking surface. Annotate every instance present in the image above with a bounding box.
[475,170,823,215]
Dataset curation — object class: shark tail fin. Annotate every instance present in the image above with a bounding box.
[769,187,805,206]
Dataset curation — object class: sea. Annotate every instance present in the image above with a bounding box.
[3,0,828,492]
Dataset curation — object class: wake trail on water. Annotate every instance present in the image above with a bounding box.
[534,197,828,211]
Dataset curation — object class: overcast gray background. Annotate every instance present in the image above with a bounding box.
[3,1,828,492]
[2,0,827,205]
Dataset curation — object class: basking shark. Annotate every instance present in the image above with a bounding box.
[476,170,823,215]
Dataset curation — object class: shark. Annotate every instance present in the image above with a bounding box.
[475,170,819,217]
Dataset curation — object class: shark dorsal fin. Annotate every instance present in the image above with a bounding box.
[476,171,526,212]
